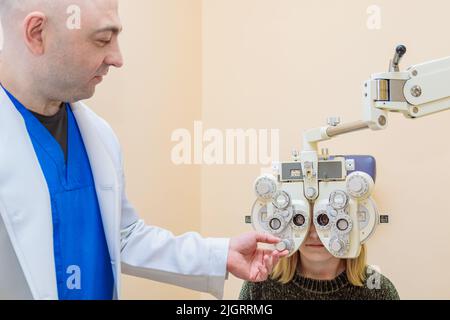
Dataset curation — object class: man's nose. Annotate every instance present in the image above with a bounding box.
[105,44,124,68]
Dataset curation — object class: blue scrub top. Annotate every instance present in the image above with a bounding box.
[5,88,114,300]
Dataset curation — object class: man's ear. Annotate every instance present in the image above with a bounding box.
[22,12,47,55]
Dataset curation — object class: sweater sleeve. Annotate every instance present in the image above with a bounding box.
[379,274,400,300]
[238,281,252,300]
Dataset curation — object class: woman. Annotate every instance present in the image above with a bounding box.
[239,224,400,300]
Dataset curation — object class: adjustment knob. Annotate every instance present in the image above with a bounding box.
[275,239,293,252]
[346,172,374,200]
[331,239,343,252]
[273,191,291,210]
[329,190,349,210]
[330,238,346,254]
[396,45,407,58]
[254,175,277,200]
[305,187,317,199]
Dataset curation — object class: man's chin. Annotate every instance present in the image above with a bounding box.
[70,87,96,103]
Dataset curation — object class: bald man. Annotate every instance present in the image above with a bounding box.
[0,0,287,300]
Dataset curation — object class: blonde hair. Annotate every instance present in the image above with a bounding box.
[271,244,367,286]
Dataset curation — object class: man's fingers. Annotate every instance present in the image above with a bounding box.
[249,249,290,282]
[270,250,288,266]
[267,249,289,260]
[270,251,279,267]
[257,264,268,281]
[251,264,263,282]
[262,254,272,275]
[254,232,282,244]
[276,250,289,257]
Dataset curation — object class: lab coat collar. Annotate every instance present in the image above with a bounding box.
[70,101,121,293]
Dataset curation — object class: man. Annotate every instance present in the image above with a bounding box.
[0,0,287,300]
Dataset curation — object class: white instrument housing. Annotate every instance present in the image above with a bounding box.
[250,157,378,258]
[248,46,450,259]
[251,178,311,257]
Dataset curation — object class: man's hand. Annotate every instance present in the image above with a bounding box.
[226,231,289,282]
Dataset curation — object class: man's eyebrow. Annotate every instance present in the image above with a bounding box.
[94,25,123,35]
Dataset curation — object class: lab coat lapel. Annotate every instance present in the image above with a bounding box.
[70,102,120,290]
[0,87,58,299]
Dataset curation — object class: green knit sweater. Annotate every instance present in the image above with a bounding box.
[239,267,400,300]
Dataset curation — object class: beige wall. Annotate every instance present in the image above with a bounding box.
[86,0,450,299]
[201,0,450,300]
[88,0,203,299]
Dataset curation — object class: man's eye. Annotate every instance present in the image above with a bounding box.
[97,39,111,46]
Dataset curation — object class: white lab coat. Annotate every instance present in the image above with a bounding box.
[0,87,229,300]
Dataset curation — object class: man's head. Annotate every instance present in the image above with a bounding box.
[0,0,123,103]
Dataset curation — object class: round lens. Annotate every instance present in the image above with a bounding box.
[269,218,282,230]
[293,214,305,227]
[337,218,349,231]
[317,214,329,227]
